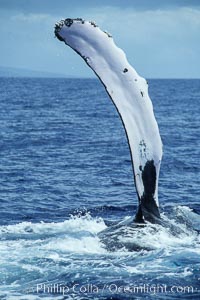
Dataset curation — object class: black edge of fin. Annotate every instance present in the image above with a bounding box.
[135,160,161,223]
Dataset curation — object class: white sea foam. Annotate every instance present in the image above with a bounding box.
[0,210,199,261]
[0,213,106,237]
[0,210,200,299]
[117,223,198,251]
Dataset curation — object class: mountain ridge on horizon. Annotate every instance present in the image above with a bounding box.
[0,66,69,78]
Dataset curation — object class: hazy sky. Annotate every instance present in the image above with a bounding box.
[1,0,200,78]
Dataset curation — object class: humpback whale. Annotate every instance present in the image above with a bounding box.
[54,18,163,224]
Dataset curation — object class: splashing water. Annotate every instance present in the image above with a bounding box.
[1,207,200,299]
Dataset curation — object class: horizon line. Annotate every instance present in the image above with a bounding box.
[0,76,200,80]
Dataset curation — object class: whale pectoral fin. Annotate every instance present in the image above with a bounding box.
[140,195,161,223]
[54,18,163,224]
[134,199,160,224]
[134,204,145,223]
[139,160,161,223]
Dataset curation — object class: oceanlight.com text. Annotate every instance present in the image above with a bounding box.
[24,282,198,296]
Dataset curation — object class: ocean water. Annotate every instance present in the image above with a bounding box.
[0,78,199,299]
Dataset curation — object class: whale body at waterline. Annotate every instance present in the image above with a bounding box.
[54,18,163,226]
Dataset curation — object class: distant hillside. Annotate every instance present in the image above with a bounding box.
[0,66,67,78]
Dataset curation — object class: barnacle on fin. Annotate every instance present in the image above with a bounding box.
[104,31,112,38]
[54,21,65,41]
[90,21,98,27]
[74,18,85,24]
[64,18,73,27]
[55,33,65,42]
[83,56,90,63]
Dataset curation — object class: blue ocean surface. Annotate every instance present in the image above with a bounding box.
[0,78,199,299]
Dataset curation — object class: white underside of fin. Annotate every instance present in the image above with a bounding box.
[55,19,163,207]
